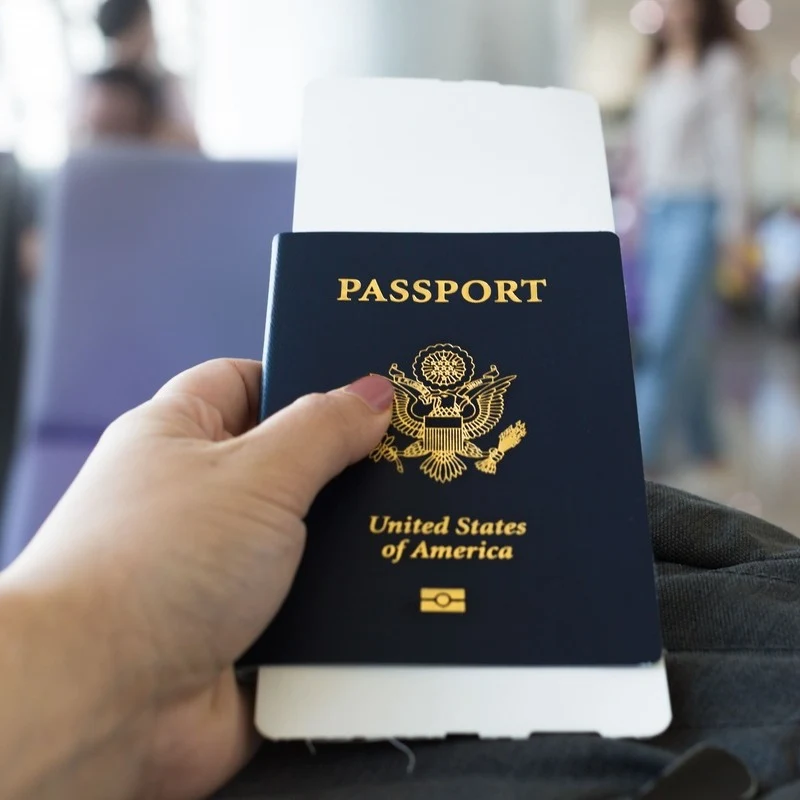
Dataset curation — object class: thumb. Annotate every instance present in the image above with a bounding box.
[236,375,394,516]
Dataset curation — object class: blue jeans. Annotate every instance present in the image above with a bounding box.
[635,197,720,470]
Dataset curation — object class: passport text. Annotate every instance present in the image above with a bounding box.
[338,278,547,304]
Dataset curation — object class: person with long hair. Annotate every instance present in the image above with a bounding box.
[633,0,750,473]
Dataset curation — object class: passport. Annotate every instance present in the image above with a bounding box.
[241,231,662,668]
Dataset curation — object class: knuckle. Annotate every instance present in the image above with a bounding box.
[293,392,356,455]
[102,405,147,443]
[292,392,332,417]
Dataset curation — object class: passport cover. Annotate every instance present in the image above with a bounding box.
[241,231,662,668]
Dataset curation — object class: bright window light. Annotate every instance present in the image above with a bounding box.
[630,0,665,36]
[736,0,772,32]
[0,0,193,169]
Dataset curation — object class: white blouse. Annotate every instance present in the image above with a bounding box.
[634,44,749,243]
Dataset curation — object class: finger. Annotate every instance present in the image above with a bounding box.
[237,375,393,516]
[155,359,262,436]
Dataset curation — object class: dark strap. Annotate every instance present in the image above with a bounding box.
[636,745,758,800]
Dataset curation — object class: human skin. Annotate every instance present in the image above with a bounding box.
[0,360,393,800]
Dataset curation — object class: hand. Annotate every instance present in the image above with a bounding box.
[0,360,393,800]
[718,238,753,299]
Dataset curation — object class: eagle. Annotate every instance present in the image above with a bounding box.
[388,368,517,483]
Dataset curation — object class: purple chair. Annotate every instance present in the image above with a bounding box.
[1,149,295,566]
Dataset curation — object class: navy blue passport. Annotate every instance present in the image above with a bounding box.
[240,232,662,668]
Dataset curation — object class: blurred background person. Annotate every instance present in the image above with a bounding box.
[79,66,164,145]
[632,0,750,474]
[72,0,199,150]
[2,0,800,553]
[0,156,33,519]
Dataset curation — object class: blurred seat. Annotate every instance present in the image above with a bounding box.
[1,149,295,566]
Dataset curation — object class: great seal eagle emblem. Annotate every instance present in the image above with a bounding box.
[369,344,527,483]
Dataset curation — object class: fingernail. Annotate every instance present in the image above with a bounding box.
[341,375,394,413]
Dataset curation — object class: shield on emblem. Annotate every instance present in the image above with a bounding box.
[423,416,464,453]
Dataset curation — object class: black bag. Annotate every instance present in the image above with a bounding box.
[214,484,800,799]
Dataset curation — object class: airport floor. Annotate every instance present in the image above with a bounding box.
[659,319,800,536]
